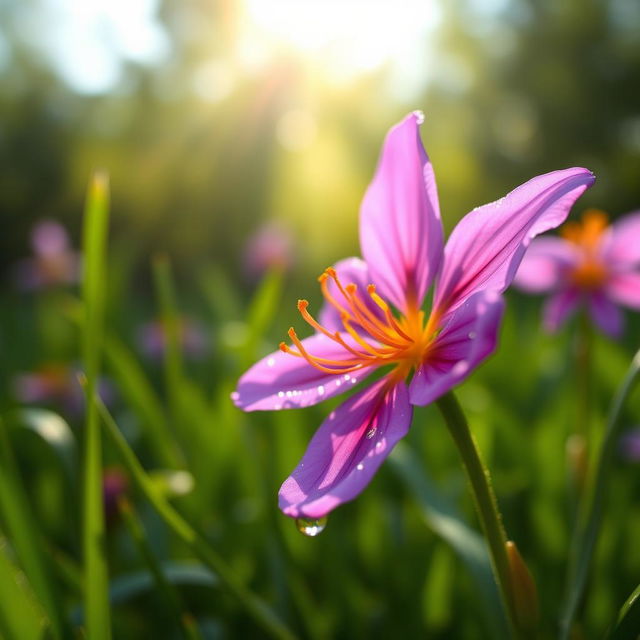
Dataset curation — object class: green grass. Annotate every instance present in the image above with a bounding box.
[0,180,639,638]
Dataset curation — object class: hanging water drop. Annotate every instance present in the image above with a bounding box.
[365,427,377,439]
[295,516,328,537]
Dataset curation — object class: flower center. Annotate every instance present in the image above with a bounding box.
[279,267,437,377]
[560,209,609,290]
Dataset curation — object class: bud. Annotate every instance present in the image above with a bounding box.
[506,540,539,632]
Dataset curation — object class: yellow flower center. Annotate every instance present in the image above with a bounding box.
[560,209,609,289]
[279,267,439,378]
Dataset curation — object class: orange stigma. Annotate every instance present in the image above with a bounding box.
[279,268,438,378]
[560,209,610,289]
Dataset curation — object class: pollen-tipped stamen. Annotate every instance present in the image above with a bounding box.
[296,299,377,360]
[367,284,414,341]
[283,328,366,374]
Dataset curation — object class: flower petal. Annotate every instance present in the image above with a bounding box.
[604,211,640,266]
[513,237,577,293]
[360,112,443,313]
[318,257,384,333]
[588,292,623,337]
[606,272,640,309]
[409,291,505,407]
[434,167,595,314]
[542,289,580,332]
[279,378,412,518]
[233,333,375,411]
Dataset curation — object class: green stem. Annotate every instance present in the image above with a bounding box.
[436,391,519,639]
[560,347,640,640]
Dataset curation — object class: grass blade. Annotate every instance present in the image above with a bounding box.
[390,442,509,639]
[561,347,640,639]
[152,253,184,423]
[0,532,48,640]
[0,420,68,638]
[81,170,111,639]
[118,498,203,640]
[96,397,298,640]
[104,333,183,467]
[606,583,640,640]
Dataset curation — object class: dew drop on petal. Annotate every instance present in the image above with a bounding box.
[468,331,477,339]
[278,391,285,398]
[413,109,425,124]
[317,385,325,396]
[343,374,351,381]
[267,357,275,367]
[365,427,377,439]
[335,380,341,387]
[230,391,239,402]
[356,463,364,471]
[295,516,327,537]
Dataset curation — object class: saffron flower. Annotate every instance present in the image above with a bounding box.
[514,209,640,336]
[233,113,594,519]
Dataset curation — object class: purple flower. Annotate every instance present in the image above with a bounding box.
[243,221,295,280]
[137,317,209,361]
[13,363,114,418]
[619,429,640,462]
[13,220,80,290]
[233,113,594,519]
[514,209,640,336]
[103,466,129,526]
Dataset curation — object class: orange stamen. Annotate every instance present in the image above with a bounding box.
[280,266,443,376]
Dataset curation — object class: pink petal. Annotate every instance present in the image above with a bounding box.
[542,289,580,332]
[279,378,412,518]
[409,291,505,407]
[588,292,623,337]
[318,257,384,333]
[233,333,375,411]
[433,168,595,314]
[360,112,443,313]
[513,237,577,293]
[604,211,640,266]
[606,272,640,309]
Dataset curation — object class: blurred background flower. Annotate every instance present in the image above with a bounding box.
[12,219,80,290]
[13,363,114,418]
[137,317,209,361]
[242,221,295,280]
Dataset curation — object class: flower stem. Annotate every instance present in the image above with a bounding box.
[436,391,520,639]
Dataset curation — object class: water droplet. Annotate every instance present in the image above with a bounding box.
[343,374,351,381]
[295,516,327,537]
[376,441,383,449]
[365,427,377,439]
[351,377,357,384]
[267,357,275,367]
[356,463,364,471]
[468,331,477,339]
[286,390,293,398]
[413,109,425,124]
[317,385,325,396]
[335,380,341,387]
[230,391,239,402]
